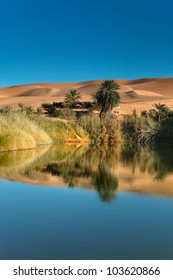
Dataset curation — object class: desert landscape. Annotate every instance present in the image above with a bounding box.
[1,77,173,115]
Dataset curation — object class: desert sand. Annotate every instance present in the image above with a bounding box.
[0,77,173,115]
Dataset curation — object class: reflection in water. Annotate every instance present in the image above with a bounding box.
[44,148,119,202]
[121,147,173,180]
[1,145,173,260]
[0,144,173,202]
[0,146,50,177]
[92,165,118,202]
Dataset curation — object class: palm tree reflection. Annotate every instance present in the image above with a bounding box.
[44,147,119,202]
[92,165,118,202]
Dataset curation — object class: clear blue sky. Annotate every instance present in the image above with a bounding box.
[0,0,173,86]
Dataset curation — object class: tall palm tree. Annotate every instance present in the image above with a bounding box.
[64,89,81,108]
[94,80,120,118]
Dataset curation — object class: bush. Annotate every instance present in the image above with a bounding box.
[58,108,76,120]
[101,115,122,148]
[18,104,34,115]
[121,114,159,147]
[41,103,57,116]
[36,106,43,116]
[0,106,13,114]
[78,113,122,148]
[78,114,101,145]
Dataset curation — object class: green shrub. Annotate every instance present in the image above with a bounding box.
[0,106,13,114]
[121,114,159,147]
[58,108,76,120]
[78,113,122,148]
[41,103,57,116]
[78,114,101,145]
[36,106,43,116]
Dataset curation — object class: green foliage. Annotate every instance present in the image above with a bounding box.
[92,168,118,202]
[70,123,89,140]
[148,103,171,122]
[31,114,88,141]
[0,111,52,151]
[78,113,122,148]
[39,146,118,202]
[0,106,13,114]
[99,115,122,149]
[24,106,34,115]
[1,101,173,152]
[41,103,57,116]
[153,103,169,112]
[121,114,159,147]
[121,146,173,181]
[140,110,148,118]
[78,113,101,145]
[36,106,43,116]
[58,108,76,120]
[155,118,173,145]
[122,103,173,148]
[91,93,99,110]
[93,80,120,117]
[18,103,34,115]
[64,89,81,108]
[0,129,36,151]
[0,107,88,152]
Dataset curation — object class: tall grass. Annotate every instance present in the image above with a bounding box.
[121,114,159,148]
[0,112,52,151]
[31,115,89,142]
[0,129,36,151]
[0,110,88,151]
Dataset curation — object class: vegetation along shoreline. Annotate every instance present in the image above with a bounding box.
[0,80,173,152]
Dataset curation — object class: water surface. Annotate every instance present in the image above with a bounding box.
[0,145,173,259]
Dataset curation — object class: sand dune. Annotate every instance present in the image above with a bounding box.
[0,78,173,114]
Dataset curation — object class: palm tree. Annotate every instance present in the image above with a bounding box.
[94,80,120,118]
[153,103,170,122]
[141,110,148,118]
[153,103,168,112]
[64,89,81,108]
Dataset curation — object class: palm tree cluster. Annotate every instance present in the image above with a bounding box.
[141,103,173,122]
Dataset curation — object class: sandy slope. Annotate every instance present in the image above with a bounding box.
[0,78,173,114]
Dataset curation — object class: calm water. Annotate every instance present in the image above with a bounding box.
[0,145,173,260]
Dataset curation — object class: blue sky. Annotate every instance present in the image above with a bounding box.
[0,0,173,86]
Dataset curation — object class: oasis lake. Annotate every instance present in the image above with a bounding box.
[0,145,173,260]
